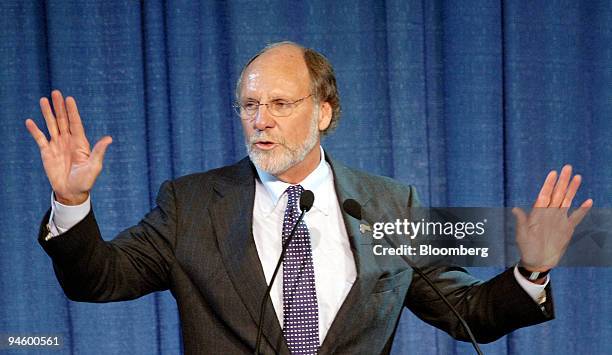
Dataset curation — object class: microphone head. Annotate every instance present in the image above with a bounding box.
[300,190,315,212]
[342,199,362,220]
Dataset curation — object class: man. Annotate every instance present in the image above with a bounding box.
[26,42,592,354]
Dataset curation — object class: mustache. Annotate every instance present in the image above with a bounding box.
[248,132,286,146]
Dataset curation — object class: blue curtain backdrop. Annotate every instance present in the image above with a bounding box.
[1,0,610,354]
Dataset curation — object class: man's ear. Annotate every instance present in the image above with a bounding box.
[318,102,332,131]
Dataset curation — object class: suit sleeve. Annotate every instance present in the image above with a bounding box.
[38,181,177,302]
[403,185,555,343]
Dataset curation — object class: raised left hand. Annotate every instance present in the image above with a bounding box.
[513,164,593,273]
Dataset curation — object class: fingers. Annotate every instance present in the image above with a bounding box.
[561,174,582,208]
[569,199,593,227]
[549,164,573,207]
[66,96,86,137]
[91,136,113,164]
[39,97,59,138]
[51,90,70,135]
[25,119,49,149]
[535,165,585,209]
[534,170,557,207]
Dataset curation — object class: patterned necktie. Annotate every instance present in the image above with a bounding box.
[282,185,320,354]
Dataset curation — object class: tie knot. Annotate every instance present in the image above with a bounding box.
[285,185,304,208]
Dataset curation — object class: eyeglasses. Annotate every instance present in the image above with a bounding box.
[233,94,312,118]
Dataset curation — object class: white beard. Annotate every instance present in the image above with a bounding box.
[245,105,320,176]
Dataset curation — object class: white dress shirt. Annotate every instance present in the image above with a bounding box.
[252,147,356,344]
[47,146,548,344]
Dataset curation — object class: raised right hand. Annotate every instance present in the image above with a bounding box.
[25,90,112,205]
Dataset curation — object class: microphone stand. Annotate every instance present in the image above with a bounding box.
[254,191,314,355]
[342,199,484,355]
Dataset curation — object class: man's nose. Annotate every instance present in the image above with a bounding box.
[253,104,275,130]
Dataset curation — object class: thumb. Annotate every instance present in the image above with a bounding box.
[512,207,528,227]
[91,136,113,164]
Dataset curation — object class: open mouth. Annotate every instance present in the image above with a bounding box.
[254,141,278,150]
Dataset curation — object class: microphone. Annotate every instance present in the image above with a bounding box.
[300,189,315,213]
[255,189,315,355]
[342,199,484,355]
[342,198,363,220]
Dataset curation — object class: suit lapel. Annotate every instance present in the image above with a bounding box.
[209,156,384,354]
[210,159,288,355]
[319,156,382,354]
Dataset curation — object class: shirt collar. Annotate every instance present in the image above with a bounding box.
[255,146,332,216]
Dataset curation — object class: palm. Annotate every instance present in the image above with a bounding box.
[25,90,112,205]
[40,132,89,192]
[515,208,574,268]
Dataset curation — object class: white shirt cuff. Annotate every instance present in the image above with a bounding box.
[46,192,91,240]
[513,264,549,304]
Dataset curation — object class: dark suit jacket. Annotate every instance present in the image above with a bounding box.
[38,156,554,354]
